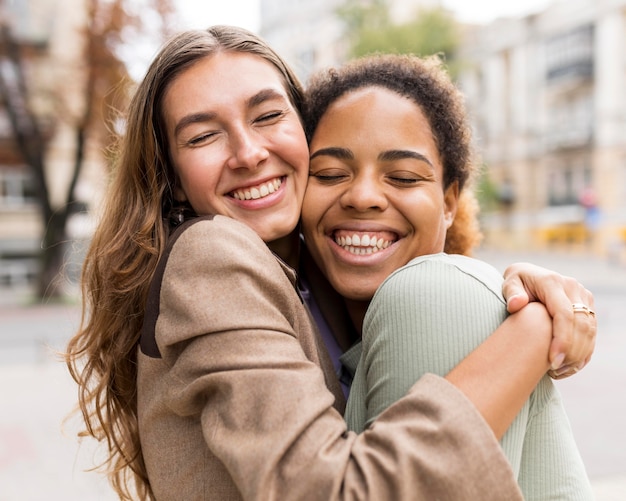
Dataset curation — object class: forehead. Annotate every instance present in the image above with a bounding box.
[324,87,429,127]
[310,86,443,172]
[314,87,434,142]
[162,51,289,122]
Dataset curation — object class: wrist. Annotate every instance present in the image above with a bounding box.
[506,302,552,370]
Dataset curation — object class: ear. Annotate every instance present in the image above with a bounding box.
[443,181,459,229]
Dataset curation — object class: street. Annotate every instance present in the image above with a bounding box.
[0,248,625,500]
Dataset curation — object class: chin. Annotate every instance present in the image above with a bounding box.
[334,284,377,302]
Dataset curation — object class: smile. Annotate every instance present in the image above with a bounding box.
[230,177,283,201]
[333,232,396,255]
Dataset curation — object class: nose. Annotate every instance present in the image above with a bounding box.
[225,127,269,170]
[340,172,388,212]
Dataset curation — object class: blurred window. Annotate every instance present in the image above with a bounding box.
[548,158,591,206]
[0,168,38,208]
[546,24,594,82]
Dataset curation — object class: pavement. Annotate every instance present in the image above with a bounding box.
[0,247,625,500]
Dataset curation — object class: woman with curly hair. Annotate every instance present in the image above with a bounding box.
[302,53,594,500]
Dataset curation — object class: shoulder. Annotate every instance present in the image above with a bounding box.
[377,253,505,301]
[171,214,267,255]
[163,214,290,279]
[140,215,288,358]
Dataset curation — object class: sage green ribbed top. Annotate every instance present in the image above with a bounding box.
[344,253,593,501]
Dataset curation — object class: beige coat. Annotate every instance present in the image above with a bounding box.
[138,215,523,500]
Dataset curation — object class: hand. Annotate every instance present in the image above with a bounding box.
[501,262,596,379]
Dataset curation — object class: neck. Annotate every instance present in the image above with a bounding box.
[343,298,371,336]
[267,230,300,269]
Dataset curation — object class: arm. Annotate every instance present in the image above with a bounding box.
[445,301,551,439]
[517,376,594,500]
[156,218,523,501]
[502,262,596,375]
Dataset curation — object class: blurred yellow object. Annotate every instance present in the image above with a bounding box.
[536,223,588,245]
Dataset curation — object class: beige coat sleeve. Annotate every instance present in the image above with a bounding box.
[154,215,523,501]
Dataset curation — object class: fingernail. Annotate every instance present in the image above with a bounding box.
[553,364,573,377]
[507,294,521,304]
[551,353,566,371]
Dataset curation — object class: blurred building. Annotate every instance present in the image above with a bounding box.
[0,0,104,286]
[261,0,626,257]
[457,0,626,255]
[259,0,442,82]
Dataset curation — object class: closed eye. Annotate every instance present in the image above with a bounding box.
[187,132,217,146]
[309,170,349,183]
[255,110,285,123]
[387,174,422,185]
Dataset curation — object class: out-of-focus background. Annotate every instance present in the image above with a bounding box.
[0,0,624,499]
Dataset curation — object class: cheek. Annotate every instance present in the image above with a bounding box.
[281,124,310,171]
[404,195,448,234]
[301,186,340,257]
[300,190,319,237]
[175,160,222,208]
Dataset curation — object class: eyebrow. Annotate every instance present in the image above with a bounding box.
[173,88,287,138]
[310,146,434,168]
[380,149,434,167]
[310,147,353,161]
[248,88,286,108]
[174,111,217,138]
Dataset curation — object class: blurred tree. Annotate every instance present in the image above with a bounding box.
[0,0,175,298]
[476,166,502,213]
[337,0,461,76]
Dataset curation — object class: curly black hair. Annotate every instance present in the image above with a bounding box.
[305,53,475,192]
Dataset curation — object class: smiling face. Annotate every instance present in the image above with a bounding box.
[162,51,309,243]
[301,87,459,302]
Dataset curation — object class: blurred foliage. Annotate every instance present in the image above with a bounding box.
[0,0,176,298]
[475,166,502,214]
[337,0,461,77]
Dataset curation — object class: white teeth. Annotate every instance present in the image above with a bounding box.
[232,178,282,201]
[334,233,394,255]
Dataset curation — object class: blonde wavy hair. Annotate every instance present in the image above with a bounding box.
[64,25,305,500]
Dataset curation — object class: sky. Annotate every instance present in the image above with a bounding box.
[176,0,555,33]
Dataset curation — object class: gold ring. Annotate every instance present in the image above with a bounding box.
[572,303,595,316]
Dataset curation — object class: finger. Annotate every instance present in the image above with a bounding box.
[502,262,597,371]
[534,276,590,367]
[548,364,580,380]
[551,303,597,368]
[549,347,594,379]
[501,263,532,313]
[506,291,530,314]
[568,308,597,366]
